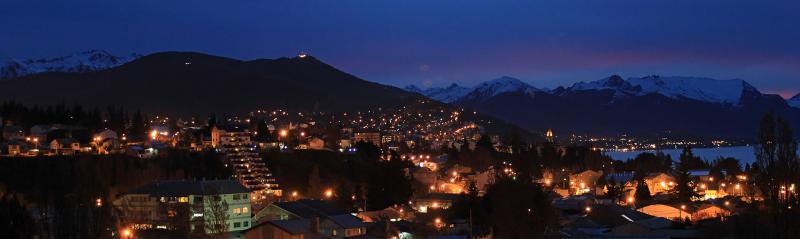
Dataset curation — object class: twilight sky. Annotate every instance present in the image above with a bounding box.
[1,0,798,97]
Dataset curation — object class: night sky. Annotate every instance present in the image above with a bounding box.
[2,0,798,97]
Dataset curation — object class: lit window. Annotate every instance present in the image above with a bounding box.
[242,207,249,213]
[179,197,189,203]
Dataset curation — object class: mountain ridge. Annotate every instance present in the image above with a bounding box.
[408,75,800,139]
[0,50,140,80]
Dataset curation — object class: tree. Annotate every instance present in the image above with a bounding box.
[604,178,625,202]
[674,147,700,203]
[203,193,229,239]
[307,165,324,199]
[129,110,147,141]
[754,112,800,238]
[483,176,557,238]
[635,178,652,202]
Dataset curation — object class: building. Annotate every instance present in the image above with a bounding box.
[50,138,80,155]
[212,125,281,198]
[412,193,460,213]
[637,203,729,222]
[2,125,24,141]
[643,173,675,195]
[245,219,320,239]
[354,132,381,146]
[253,200,367,238]
[113,180,252,238]
[570,170,603,195]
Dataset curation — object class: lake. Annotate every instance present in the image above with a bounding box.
[605,146,763,165]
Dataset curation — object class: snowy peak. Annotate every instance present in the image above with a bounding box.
[403,84,424,94]
[789,93,800,108]
[568,75,759,105]
[405,83,470,103]
[404,76,539,103]
[462,76,540,102]
[0,50,140,80]
[570,75,641,92]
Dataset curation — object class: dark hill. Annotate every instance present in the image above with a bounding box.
[0,52,420,116]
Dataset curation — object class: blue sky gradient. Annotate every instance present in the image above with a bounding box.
[2,0,798,97]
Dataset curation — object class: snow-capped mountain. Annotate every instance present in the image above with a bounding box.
[407,76,539,103]
[461,76,540,102]
[0,50,139,80]
[789,93,800,109]
[567,75,758,105]
[404,83,471,103]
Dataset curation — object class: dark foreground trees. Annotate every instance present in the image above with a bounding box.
[753,112,800,238]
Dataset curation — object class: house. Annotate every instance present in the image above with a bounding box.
[95,129,119,141]
[50,138,80,155]
[643,173,675,195]
[413,193,460,213]
[570,170,603,195]
[253,200,367,238]
[356,207,406,222]
[353,132,381,146]
[603,172,637,198]
[638,204,696,221]
[308,137,325,150]
[2,125,24,141]
[245,219,322,239]
[113,180,252,238]
[3,140,28,156]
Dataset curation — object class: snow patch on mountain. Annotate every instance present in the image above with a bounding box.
[0,50,139,80]
[460,76,540,102]
[568,75,758,105]
[405,83,471,103]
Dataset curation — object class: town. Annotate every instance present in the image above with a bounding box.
[1,101,797,239]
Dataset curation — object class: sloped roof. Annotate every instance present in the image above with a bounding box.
[328,214,367,229]
[273,199,349,218]
[268,219,311,234]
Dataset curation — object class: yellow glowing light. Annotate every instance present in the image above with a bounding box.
[325,189,333,198]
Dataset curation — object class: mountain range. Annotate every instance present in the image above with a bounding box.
[407,75,800,139]
[2,50,796,140]
[0,50,140,80]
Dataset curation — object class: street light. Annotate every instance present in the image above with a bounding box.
[325,189,333,199]
[123,229,132,239]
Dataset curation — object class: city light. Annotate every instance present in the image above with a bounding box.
[325,189,333,198]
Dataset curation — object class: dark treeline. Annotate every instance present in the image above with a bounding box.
[0,101,150,141]
[0,149,231,239]
[266,141,414,211]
